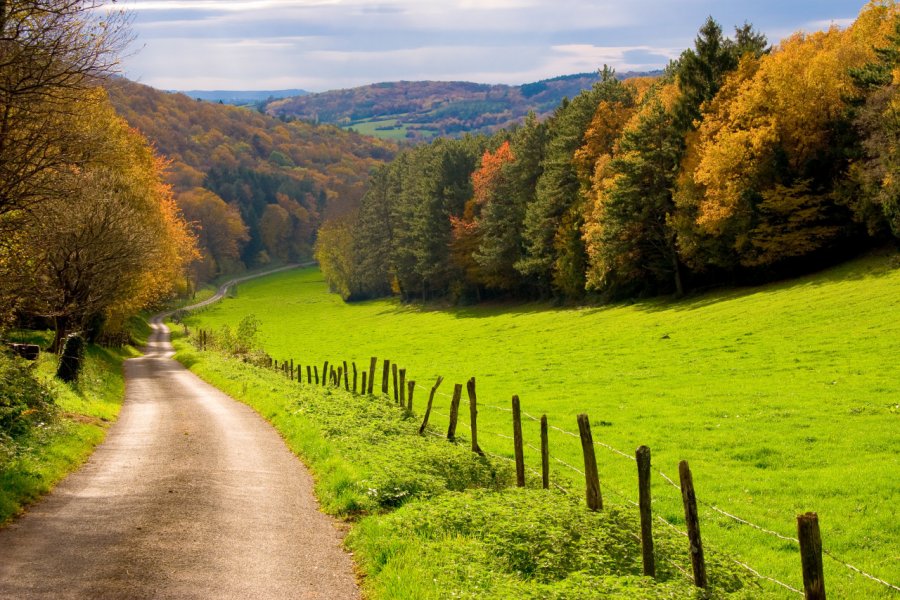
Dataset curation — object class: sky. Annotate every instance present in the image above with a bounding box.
[114,0,868,92]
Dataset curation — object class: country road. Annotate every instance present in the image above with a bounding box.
[0,263,359,599]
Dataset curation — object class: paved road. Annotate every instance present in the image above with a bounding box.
[0,265,358,599]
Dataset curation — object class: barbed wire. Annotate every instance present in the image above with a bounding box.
[281,360,900,595]
[733,560,803,596]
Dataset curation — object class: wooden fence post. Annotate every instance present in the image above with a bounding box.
[382,360,390,395]
[362,372,367,396]
[306,365,311,384]
[352,362,358,393]
[679,460,707,589]
[367,357,377,395]
[343,361,349,391]
[418,376,443,434]
[406,380,415,412]
[636,445,655,578]
[466,378,483,455]
[290,359,294,381]
[798,512,825,600]
[392,363,399,402]
[511,395,525,485]
[399,368,406,408]
[540,415,549,490]
[313,366,319,385]
[447,384,463,441]
[336,366,342,387]
[322,361,329,387]
[577,414,602,511]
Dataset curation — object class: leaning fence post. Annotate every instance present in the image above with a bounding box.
[406,380,415,412]
[540,415,549,490]
[447,384,462,441]
[636,445,655,578]
[313,366,319,385]
[512,395,525,485]
[367,357,377,394]
[418,376,443,434]
[343,361,349,391]
[336,366,342,387]
[798,512,825,600]
[352,362,358,393]
[399,368,406,408]
[679,460,707,589]
[392,363,399,402]
[577,414,602,511]
[322,361,329,387]
[466,378,483,455]
[382,360,390,395]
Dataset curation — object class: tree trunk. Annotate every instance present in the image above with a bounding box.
[53,315,69,353]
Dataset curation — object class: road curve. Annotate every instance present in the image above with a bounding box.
[0,263,359,599]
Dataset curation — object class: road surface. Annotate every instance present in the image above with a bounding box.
[0,264,358,599]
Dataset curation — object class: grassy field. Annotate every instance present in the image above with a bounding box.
[182,252,900,598]
[0,334,132,523]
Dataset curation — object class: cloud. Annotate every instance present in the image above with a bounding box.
[117,0,866,91]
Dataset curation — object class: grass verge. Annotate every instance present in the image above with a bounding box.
[170,329,757,598]
[0,333,133,524]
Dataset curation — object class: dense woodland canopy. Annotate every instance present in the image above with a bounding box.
[0,1,197,347]
[317,1,900,303]
[108,81,395,283]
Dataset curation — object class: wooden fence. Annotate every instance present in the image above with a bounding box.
[192,328,900,599]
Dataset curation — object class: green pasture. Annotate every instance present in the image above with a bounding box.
[182,252,900,598]
[343,117,411,140]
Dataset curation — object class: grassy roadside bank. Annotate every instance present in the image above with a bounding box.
[170,329,757,598]
[0,334,134,524]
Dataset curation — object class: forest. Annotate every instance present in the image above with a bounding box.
[108,80,395,285]
[316,2,899,304]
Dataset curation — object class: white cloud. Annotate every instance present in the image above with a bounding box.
[117,0,866,91]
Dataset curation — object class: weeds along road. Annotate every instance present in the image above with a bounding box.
[0,264,358,599]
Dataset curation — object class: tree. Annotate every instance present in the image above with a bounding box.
[474,115,547,293]
[846,10,900,236]
[675,3,898,271]
[518,68,628,298]
[585,83,686,297]
[0,0,129,228]
[9,95,196,348]
[177,188,250,278]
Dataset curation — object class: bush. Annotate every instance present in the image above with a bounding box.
[0,352,54,439]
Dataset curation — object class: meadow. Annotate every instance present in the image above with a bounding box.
[182,252,900,598]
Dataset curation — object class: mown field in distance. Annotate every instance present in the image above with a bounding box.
[182,252,900,598]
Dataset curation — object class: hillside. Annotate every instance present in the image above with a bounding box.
[107,79,395,280]
[266,71,661,141]
[181,252,900,599]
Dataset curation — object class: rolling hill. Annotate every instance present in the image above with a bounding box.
[266,71,662,141]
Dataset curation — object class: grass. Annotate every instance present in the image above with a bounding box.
[170,330,756,598]
[0,332,132,524]
[181,251,900,598]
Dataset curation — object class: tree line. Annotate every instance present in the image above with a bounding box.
[0,1,197,349]
[317,2,899,303]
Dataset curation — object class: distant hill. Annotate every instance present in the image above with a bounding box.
[266,71,662,141]
[107,80,395,275]
[180,89,308,105]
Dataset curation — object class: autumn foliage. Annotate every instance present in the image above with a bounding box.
[320,2,900,303]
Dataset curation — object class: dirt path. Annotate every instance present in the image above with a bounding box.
[0,265,359,599]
